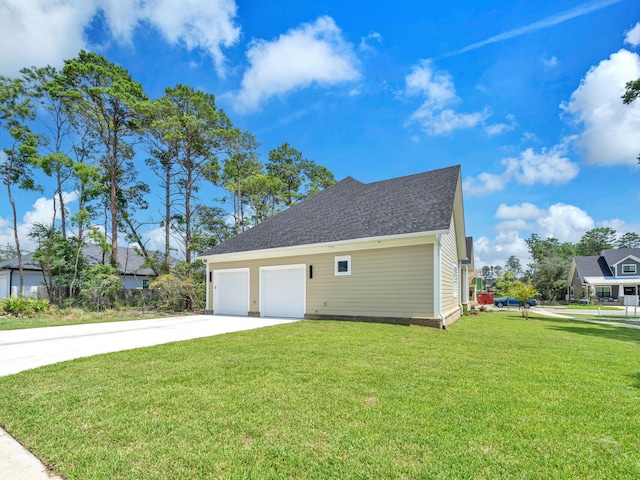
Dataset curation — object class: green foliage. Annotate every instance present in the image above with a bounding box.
[512,279,538,318]
[617,231,640,248]
[493,271,517,298]
[505,255,522,278]
[267,142,336,207]
[149,261,205,311]
[77,264,121,311]
[29,225,85,303]
[0,242,17,261]
[0,296,49,317]
[575,227,617,256]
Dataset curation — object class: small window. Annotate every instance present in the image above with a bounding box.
[622,264,636,274]
[335,255,351,276]
[142,279,150,289]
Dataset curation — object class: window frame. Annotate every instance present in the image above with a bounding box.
[334,255,352,276]
[622,264,637,274]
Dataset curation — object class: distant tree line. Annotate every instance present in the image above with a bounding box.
[0,51,335,308]
[482,228,640,303]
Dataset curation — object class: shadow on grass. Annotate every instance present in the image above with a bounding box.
[628,372,640,389]
[531,314,640,345]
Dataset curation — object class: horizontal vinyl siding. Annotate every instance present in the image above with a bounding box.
[308,245,433,318]
[440,216,460,314]
[209,243,434,319]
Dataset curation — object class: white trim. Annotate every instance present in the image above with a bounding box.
[259,264,306,318]
[334,255,351,276]
[622,264,637,274]
[434,234,443,326]
[583,276,640,285]
[612,254,640,266]
[213,268,250,316]
[197,230,446,263]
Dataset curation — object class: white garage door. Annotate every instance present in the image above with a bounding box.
[261,265,306,319]
[214,269,249,316]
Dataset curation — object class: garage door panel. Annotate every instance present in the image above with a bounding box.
[261,266,305,319]
[214,269,249,316]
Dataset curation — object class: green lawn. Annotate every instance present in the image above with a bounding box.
[565,304,622,310]
[0,308,188,330]
[1,312,639,479]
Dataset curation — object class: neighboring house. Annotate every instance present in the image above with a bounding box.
[567,248,640,304]
[0,245,178,300]
[198,165,470,328]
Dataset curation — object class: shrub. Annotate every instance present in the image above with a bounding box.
[0,296,50,317]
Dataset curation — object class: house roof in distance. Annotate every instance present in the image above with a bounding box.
[203,165,462,256]
[0,245,179,276]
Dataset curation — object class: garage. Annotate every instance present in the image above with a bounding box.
[260,264,306,318]
[213,268,249,316]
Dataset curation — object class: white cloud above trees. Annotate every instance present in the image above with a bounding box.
[463,144,579,196]
[625,22,640,47]
[232,16,361,112]
[562,49,640,166]
[0,0,241,77]
[404,60,490,135]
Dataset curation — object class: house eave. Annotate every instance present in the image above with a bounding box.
[582,276,640,285]
[197,229,449,263]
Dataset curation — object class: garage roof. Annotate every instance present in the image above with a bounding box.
[203,165,462,256]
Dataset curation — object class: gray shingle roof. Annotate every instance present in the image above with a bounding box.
[574,255,613,280]
[573,248,640,281]
[0,245,178,276]
[602,248,640,266]
[203,165,461,256]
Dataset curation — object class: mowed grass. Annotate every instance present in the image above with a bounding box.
[1,312,639,479]
[0,308,187,330]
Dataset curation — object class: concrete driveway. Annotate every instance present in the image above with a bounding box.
[0,314,299,377]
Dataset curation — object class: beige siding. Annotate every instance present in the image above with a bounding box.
[440,215,462,318]
[208,243,434,319]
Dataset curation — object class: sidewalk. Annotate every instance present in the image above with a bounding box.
[0,429,63,479]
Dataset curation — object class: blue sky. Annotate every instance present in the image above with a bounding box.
[1,0,639,267]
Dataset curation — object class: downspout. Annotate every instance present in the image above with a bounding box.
[434,234,446,329]
[9,269,13,298]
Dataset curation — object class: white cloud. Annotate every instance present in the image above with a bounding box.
[358,32,382,52]
[562,49,640,166]
[232,16,361,112]
[0,0,240,77]
[474,231,530,269]
[496,202,545,220]
[536,203,594,242]
[475,202,595,268]
[0,0,96,76]
[542,55,559,68]
[142,0,240,77]
[0,192,79,253]
[405,60,490,135]
[625,21,640,47]
[463,144,579,196]
[485,114,517,136]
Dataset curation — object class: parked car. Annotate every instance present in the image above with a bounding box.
[493,297,538,307]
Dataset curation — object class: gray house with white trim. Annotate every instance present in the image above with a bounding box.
[198,165,470,328]
[567,248,640,303]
